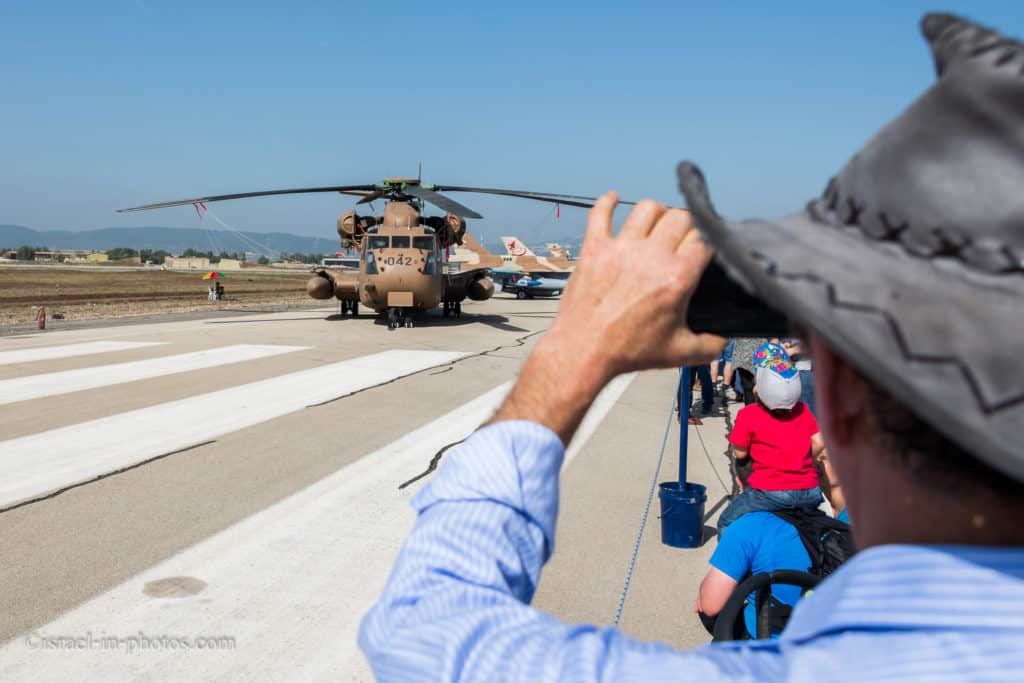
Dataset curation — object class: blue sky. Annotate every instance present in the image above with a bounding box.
[2,1,1022,243]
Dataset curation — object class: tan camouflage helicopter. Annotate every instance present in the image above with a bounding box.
[119,177,618,329]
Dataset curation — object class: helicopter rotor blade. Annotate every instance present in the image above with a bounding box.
[356,191,386,205]
[434,185,636,209]
[458,191,592,209]
[117,185,378,212]
[402,185,484,219]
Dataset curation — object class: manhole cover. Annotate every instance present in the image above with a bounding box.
[143,576,207,598]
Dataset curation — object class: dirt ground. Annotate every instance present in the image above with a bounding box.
[0,267,314,326]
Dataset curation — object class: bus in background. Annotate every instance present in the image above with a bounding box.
[320,256,360,270]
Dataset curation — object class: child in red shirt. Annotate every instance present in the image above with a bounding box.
[717,343,825,532]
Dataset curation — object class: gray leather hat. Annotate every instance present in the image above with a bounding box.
[677,13,1024,481]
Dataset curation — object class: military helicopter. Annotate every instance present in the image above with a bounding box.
[119,177,621,329]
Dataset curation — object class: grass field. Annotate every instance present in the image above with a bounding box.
[0,266,315,326]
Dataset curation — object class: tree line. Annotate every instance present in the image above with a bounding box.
[3,246,332,266]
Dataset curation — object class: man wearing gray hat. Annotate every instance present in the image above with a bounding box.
[361,13,1024,681]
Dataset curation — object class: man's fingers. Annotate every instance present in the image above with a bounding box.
[672,332,729,366]
[618,199,666,240]
[584,192,618,245]
[675,224,716,273]
[694,332,729,361]
[650,208,693,250]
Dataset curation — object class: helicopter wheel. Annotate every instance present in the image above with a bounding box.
[517,290,527,300]
[455,302,462,318]
[351,302,359,318]
[442,302,450,318]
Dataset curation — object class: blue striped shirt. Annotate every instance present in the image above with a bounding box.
[359,420,1024,682]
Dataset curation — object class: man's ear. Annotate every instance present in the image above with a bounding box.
[808,334,871,448]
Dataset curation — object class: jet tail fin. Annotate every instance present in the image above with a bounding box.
[501,236,535,256]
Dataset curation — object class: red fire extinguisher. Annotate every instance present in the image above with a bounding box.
[36,305,46,330]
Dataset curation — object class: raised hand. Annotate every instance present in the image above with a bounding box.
[548,193,726,377]
[491,192,725,445]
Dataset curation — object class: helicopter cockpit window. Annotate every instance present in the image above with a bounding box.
[391,236,410,249]
[413,237,434,251]
[368,236,389,250]
[364,250,378,274]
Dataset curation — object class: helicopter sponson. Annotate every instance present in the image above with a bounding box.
[306,268,359,301]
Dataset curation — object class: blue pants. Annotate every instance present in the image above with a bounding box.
[717,486,823,532]
[690,364,714,410]
[799,369,816,416]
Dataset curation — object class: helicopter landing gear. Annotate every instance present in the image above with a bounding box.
[340,300,359,317]
[387,307,413,330]
[442,301,461,318]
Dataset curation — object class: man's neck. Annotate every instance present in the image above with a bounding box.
[849,456,1024,548]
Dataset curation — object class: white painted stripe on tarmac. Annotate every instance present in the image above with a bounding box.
[0,374,634,680]
[0,344,307,406]
[565,373,635,468]
[0,350,466,510]
[0,341,167,366]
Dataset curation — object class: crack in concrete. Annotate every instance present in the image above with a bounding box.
[396,329,547,489]
[0,440,218,514]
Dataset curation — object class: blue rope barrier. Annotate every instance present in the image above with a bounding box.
[613,368,681,626]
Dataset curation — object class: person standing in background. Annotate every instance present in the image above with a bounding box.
[690,363,715,416]
[731,337,771,405]
[784,339,815,415]
[711,339,738,402]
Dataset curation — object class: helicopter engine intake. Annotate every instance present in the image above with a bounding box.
[447,213,467,246]
[336,210,379,247]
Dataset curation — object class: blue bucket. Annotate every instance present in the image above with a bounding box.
[658,482,707,548]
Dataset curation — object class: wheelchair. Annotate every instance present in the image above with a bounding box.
[712,570,821,641]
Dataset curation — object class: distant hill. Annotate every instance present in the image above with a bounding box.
[0,224,578,259]
[0,224,340,257]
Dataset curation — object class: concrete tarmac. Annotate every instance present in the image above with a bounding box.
[0,295,737,679]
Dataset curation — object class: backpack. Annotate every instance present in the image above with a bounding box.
[771,508,855,577]
[712,509,855,641]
